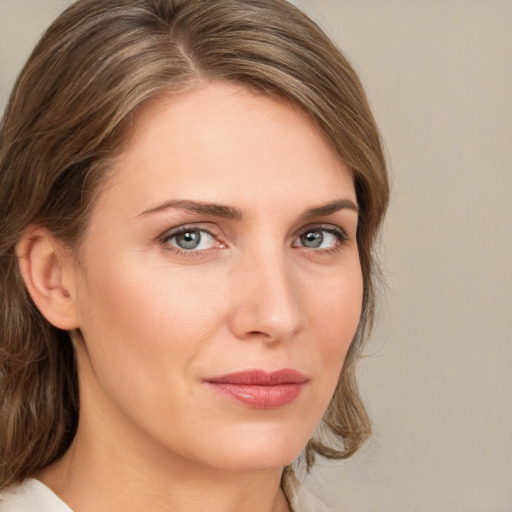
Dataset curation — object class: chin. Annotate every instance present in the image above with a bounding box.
[191,423,311,473]
[212,448,301,474]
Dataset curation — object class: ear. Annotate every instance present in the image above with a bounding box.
[16,227,80,330]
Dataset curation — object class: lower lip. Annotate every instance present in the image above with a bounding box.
[206,382,305,409]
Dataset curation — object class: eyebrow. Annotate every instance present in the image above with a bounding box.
[301,198,359,218]
[138,199,242,219]
[138,198,358,219]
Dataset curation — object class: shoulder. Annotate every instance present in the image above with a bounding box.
[0,478,72,512]
[282,471,335,512]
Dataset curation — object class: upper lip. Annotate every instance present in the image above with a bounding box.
[206,369,308,385]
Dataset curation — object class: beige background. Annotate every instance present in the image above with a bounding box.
[1,1,511,511]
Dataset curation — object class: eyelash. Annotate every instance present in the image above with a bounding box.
[159,225,224,259]
[159,223,349,259]
[294,224,349,254]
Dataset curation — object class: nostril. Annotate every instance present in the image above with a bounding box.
[247,330,279,346]
[247,330,272,338]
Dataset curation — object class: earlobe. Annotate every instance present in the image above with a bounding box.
[16,227,80,330]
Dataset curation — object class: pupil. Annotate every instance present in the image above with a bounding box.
[302,230,323,248]
[177,230,200,249]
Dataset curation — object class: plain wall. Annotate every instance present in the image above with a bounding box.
[1,1,511,511]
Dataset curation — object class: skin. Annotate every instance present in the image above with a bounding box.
[25,82,363,512]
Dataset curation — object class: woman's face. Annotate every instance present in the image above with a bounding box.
[70,82,363,472]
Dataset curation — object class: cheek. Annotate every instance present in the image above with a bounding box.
[74,255,227,405]
[308,264,363,382]
[73,259,234,461]
[80,259,220,341]
[314,263,363,335]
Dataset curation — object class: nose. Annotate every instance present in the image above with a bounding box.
[228,248,306,344]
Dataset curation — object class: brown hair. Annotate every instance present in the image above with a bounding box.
[0,0,389,489]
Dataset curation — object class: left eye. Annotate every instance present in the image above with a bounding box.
[294,229,341,249]
[165,229,217,251]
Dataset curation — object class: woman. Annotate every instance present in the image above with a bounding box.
[0,0,389,510]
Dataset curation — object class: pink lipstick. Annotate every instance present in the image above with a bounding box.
[205,369,308,409]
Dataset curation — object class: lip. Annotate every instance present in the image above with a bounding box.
[205,369,308,409]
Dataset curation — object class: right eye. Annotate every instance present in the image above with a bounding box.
[163,228,218,252]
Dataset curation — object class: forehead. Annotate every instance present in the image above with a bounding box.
[101,81,355,217]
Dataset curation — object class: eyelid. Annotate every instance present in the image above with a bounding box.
[292,223,350,253]
[159,223,226,256]
[294,223,349,241]
[157,222,350,258]
[160,222,222,239]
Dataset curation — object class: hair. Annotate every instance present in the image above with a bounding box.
[0,0,389,489]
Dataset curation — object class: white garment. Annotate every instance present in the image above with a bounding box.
[282,472,333,512]
[0,479,71,512]
[0,474,331,512]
